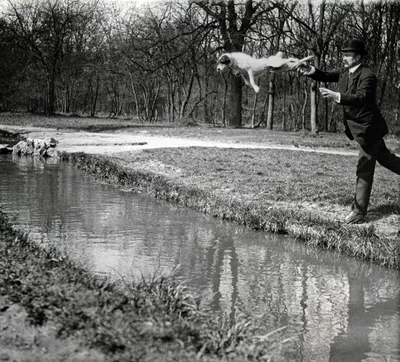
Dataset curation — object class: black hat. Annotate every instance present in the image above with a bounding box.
[341,38,366,55]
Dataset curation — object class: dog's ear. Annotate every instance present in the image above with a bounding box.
[218,54,231,65]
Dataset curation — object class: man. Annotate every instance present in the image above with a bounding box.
[296,38,400,224]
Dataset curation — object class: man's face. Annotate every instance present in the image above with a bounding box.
[342,52,361,68]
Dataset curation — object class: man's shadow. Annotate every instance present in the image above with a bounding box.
[367,203,400,222]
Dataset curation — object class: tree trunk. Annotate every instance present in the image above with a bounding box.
[329,101,337,133]
[324,97,328,131]
[310,54,320,134]
[282,91,286,131]
[204,74,210,123]
[266,74,275,130]
[180,70,195,120]
[46,74,56,116]
[227,76,242,127]
[301,85,308,130]
[310,80,318,134]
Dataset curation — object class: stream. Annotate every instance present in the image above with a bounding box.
[0,154,399,361]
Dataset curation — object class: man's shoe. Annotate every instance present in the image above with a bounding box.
[344,211,366,224]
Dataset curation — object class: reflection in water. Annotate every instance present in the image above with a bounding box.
[0,154,399,361]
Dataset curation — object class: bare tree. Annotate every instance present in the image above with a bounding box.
[0,17,29,110]
[194,0,278,127]
[283,0,351,134]
[6,0,98,115]
[1,0,399,136]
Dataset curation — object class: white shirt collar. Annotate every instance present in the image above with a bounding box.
[349,63,361,74]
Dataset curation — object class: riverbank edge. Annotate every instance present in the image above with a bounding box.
[63,152,399,270]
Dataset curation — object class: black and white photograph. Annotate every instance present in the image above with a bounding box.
[0,0,399,360]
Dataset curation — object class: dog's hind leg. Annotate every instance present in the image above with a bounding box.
[247,70,260,93]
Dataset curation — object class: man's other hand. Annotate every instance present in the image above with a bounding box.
[319,87,340,102]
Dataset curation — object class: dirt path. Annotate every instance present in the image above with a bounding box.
[0,124,359,156]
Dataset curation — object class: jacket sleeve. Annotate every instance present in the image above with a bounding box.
[339,71,377,107]
[308,68,341,83]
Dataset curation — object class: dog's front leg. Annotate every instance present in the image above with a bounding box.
[238,70,251,87]
[247,69,260,93]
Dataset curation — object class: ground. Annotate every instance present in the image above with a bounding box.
[0,296,106,362]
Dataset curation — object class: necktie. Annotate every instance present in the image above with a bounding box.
[346,72,352,92]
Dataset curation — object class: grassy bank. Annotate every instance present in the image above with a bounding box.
[0,210,291,362]
[63,149,400,269]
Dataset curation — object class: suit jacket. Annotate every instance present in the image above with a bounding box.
[309,64,388,146]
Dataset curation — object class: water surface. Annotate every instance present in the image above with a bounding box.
[0,154,399,361]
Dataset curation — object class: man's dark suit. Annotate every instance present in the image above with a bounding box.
[308,64,400,216]
[310,64,388,145]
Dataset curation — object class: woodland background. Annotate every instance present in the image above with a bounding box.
[0,0,399,134]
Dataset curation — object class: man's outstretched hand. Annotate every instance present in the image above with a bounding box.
[294,62,313,75]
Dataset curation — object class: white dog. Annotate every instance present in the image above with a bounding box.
[216,52,314,93]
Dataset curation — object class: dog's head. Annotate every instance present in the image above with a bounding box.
[217,53,231,72]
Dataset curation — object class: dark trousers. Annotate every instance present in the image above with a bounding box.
[352,138,400,215]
